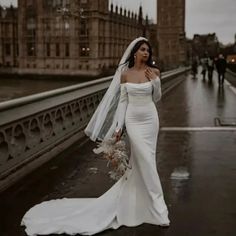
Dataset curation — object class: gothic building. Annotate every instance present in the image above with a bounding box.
[192,33,219,58]
[0,0,188,76]
[1,0,152,77]
[157,0,186,69]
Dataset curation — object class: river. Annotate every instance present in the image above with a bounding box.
[0,77,89,102]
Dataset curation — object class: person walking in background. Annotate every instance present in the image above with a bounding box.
[207,56,214,83]
[200,55,208,80]
[215,54,227,86]
[191,56,198,78]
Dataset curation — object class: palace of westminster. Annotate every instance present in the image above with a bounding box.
[0,0,186,77]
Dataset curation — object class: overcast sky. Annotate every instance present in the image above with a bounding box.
[0,0,235,44]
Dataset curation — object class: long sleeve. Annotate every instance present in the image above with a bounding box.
[151,76,162,103]
[116,84,128,132]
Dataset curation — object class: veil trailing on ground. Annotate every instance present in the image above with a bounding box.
[84,37,148,141]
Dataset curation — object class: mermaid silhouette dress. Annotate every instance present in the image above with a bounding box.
[21,77,170,235]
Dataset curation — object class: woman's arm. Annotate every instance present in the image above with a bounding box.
[114,72,128,141]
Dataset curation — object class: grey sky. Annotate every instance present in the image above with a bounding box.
[0,0,235,44]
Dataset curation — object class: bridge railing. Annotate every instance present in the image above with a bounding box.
[0,67,189,192]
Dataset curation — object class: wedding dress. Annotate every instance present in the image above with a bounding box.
[21,77,170,235]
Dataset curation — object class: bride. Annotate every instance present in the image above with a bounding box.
[21,37,170,235]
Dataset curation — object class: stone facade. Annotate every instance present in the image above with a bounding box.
[192,33,219,58]
[1,0,152,77]
[157,0,186,70]
[0,6,18,68]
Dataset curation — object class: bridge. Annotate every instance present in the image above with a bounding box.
[0,68,236,236]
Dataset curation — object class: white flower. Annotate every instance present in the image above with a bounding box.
[94,135,131,180]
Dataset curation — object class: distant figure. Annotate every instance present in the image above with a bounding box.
[191,56,198,78]
[200,56,208,80]
[207,56,214,83]
[215,54,227,86]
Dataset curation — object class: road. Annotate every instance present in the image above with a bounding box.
[0,71,236,236]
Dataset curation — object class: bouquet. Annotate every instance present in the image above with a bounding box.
[93,136,131,180]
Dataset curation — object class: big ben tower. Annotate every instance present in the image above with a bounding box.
[157,0,186,69]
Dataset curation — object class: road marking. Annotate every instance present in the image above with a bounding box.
[225,80,236,96]
[160,127,236,131]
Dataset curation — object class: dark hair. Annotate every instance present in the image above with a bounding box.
[124,40,157,68]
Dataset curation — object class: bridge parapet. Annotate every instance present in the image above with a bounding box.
[0,67,189,192]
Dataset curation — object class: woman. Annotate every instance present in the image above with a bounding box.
[21,37,170,235]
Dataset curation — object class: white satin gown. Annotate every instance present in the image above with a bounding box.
[21,77,170,235]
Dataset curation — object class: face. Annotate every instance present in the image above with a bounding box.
[135,43,150,63]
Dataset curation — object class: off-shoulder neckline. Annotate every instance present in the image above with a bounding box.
[122,77,160,85]
[125,81,151,85]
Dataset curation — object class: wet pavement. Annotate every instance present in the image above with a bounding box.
[0,70,236,236]
[158,70,236,127]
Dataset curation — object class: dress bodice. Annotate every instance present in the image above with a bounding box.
[116,78,161,130]
[125,82,152,97]
[125,82,153,104]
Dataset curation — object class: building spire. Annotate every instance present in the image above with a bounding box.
[138,4,143,24]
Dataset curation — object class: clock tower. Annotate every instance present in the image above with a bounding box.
[157,0,186,69]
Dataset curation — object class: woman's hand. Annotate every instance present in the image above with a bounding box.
[114,129,122,142]
[145,67,160,81]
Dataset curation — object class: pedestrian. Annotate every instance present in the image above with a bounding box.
[200,55,208,80]
[215,54,227,86]
[21,37,170,235]
[191,56,198,78]
[207,56,214,83]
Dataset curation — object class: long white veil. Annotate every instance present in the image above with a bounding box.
[84,37,148,141]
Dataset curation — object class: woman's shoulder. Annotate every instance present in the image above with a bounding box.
[121,69,131,83]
